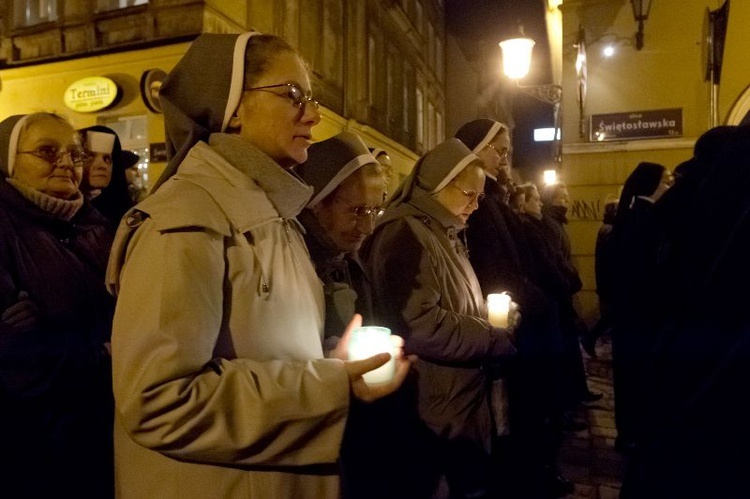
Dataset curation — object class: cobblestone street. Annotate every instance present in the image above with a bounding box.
[559,335,626,499]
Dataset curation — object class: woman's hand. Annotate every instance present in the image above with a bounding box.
[331,314,415,403]
[1,291,39,331]
[508,301,522,333]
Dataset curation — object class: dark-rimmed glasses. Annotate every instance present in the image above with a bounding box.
[245,83,320,111]
[335,196,385,219]
[450,184,485,203]
[17,145,89,168]
[486,143,510,160]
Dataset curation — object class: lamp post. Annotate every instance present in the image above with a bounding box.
[499,34,562,164]
[631,0,653,51]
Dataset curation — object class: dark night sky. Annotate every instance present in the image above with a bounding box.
[444,0,556,180]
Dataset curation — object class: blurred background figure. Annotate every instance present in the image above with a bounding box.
[623,126,750,498]
[540,182,601,409]
[610,161,672,455]
[0,112,116,498]
[583,198,619,358]
[368,146,393,190]
[79,125,140,226]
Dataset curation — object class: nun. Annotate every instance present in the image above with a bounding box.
[362,138,516,499]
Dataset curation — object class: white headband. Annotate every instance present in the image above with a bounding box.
[6,115,31,177]
[430,153,480,194]
[307,153,378,207]
[86,131,116,154]
[222,31,261,132]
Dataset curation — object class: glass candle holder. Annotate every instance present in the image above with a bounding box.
[348,326,395,385]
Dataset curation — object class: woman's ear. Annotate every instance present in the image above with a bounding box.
[228,112,242,130]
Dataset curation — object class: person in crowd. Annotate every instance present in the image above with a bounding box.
[540,182,601,406]
[509,184,526,214]
[455,120,526,297]
[653,125,736,308]
[622,126,750,499]
[368,146,394,189]
[455,119,572,497]
[105,32,411,499]
[515,181,579,497]
[582,199,619,357]
[298,132,398,499]
[297,132,385,341]
[0,112,116,498]
[78,125,140,226]
[362,138,517,499]
[124,160,147,204]
[609,161,672,455]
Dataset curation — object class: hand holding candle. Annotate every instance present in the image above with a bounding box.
[487,292,511,328]
[348,326,397,385]
[332,314,413,403]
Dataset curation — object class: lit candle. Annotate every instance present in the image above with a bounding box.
[487,292,511,328]
[348,326,396,385]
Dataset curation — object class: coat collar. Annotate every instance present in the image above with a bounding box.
[208,133,312,219]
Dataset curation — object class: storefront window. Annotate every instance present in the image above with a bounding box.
[96,0,148,12]
[13,0,58,27]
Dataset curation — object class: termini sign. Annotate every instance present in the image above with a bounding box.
[64,77,119,112]
[590,108,682,141]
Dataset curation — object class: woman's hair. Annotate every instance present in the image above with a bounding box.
[243,35,299,89]
[540,181,566,206]
[509,184,526,211]
[518,182,538,200]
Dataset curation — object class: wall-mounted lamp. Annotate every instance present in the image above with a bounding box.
[498,35,562,105]
[631,0,653,50]
[499,31,563,162]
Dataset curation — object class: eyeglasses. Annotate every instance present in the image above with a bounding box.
[451,184,485,203]
[335,196,385,219]
[17,145,89,168]
[486,143,510,160]
[245,83,320,111]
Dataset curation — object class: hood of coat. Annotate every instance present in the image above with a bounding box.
[154,32,259,191]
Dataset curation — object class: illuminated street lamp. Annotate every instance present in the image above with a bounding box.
[499,32,563,162]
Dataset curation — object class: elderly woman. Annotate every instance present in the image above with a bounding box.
[78,125,139,226]
[0,112,115,498]
[106,33,409,499]
[362,138,516,499]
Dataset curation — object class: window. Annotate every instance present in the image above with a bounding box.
[416,87,424,149]
[13,0,58,27]
[96,0,148,13]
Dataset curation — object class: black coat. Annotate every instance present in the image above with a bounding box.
[0,181,115,498]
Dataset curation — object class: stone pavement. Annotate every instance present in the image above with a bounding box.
[558,334,627,499]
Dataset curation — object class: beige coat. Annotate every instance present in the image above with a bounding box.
[107,137,351,498]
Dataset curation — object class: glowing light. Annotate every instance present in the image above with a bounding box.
[499,38,535,79]
[543,169,558,185]
[602,45,615,57]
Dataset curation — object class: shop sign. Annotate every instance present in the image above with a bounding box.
[64,77,119,113]
[590,108,682,141]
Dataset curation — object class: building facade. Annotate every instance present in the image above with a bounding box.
[0,0,454,191]
[558,0,750,322]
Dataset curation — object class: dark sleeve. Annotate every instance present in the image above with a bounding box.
[364,218,514,364]
[465,201,524,295]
